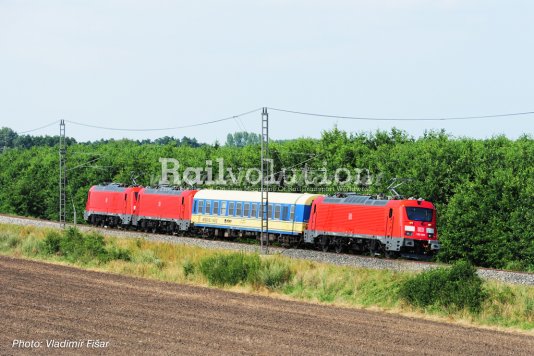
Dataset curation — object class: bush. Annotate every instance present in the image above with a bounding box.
[108,246,132,262]
[199,253,260,286]
[400,261,487,312]
[43,231,62,254]
[135,249,165,269]
[258,258,293,289]
[42,228,130,264]
[183,259,195,277]
[20,236,44,256]
[0,232,20,252]
[58,228,108,263]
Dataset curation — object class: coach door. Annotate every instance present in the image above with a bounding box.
[386,208,394,238]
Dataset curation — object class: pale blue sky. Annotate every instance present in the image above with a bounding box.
[1,0,533,142]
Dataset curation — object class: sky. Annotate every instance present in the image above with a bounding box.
[1,0,533,143]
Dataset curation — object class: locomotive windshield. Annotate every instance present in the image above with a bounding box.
[405,207,433,222]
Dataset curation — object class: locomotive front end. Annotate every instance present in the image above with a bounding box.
[400,200,440,255]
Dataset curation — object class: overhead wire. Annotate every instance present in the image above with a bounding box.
[8,107,534,138]
[233,117,246,132]
[65,108,262,132]
[16,120,60,134]
[267,107,534,121]
[67,157,100,171]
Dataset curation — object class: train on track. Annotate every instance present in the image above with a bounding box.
[84,184,440,258]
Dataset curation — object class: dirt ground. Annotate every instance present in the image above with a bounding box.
[1,256,532,355]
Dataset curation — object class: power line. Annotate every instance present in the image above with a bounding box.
[67,157,100,171]
[16,120,60,134]
[233,117,246,132]
[65,108,262,132]
[272,154,320,177]
[267,107,534,121]
[8,106,534,137]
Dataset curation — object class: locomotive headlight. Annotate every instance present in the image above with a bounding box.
[426,228,435,234]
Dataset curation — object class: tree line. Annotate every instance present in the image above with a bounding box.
[0,127,532,271]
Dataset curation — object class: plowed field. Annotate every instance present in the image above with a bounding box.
[1,256,532,355]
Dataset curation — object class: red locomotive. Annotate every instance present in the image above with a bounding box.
[84,184,141,226]
[304,194,439,257]
[132,187,197,233]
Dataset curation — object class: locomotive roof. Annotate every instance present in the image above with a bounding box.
[92,184,127,192]
[142,188,184,195]
[323,195,390,206]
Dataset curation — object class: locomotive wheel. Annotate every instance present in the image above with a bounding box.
[334,239,344,254]
[292,237,303,249]
[385,250,399,259]
[319,237,330,252]
[368,240,379,256]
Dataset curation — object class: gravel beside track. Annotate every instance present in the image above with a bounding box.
[1,214,533,286]
[1,256,533,355]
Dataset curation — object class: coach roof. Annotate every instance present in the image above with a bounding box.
[193,190,322,205]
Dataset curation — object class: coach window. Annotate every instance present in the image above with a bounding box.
[282,206,289,221]
[290,206,295,220]
[274,205,281,220]
[236,202,243,217]
[229,202,235,216]
[213,201,219,215]
[251,203,257,218]
[221,201,227,216]
[205,200,211,215]
[244,203,250,217]
[198,200,204,214]
[268,204,273,219]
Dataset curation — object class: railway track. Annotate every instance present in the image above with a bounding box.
[1,213,533,286]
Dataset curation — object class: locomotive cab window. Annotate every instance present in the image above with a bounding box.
[405,207,433,222]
